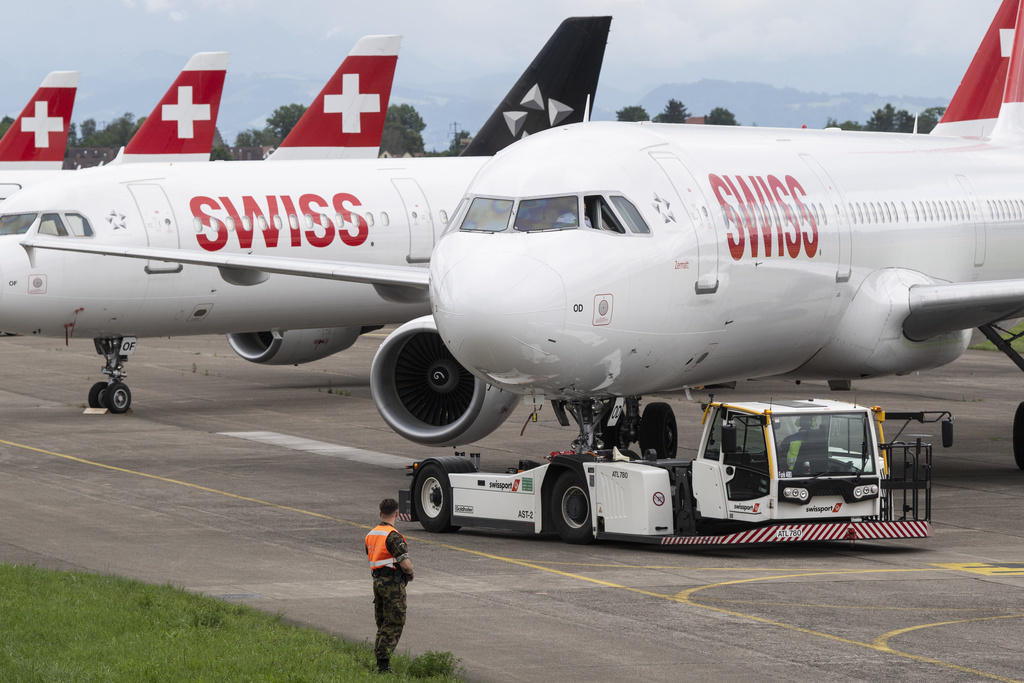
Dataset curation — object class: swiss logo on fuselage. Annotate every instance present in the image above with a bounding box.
[190,193,368,252]
[709,173,819,261]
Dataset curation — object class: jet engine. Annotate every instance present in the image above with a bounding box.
[370,316,519,446]
[797,268,970,379]
[226,327,364,365]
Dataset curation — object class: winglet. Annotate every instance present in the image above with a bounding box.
[460,16,610,157]
[990,0,1024,140]
[119,52,229,163]
[933,0,1017,137]
[0,71,78,169]
[267,35,401,161]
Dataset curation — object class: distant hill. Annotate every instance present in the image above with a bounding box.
[633,79,949,130]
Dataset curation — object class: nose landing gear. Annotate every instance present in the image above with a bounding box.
[87,337,134,414]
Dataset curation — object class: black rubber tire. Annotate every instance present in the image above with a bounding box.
[1014,402,1024,470]
[87,381,107,409]
[639,402,677,458]
[104,382,132,414]
[413,463,457,533]
[550,470,593,544]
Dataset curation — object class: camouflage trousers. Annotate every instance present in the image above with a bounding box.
[372,575,407,659]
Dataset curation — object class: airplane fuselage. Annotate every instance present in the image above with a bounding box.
[0,157,485,338]
[430,122,1024,398]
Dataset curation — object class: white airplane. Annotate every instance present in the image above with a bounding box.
[403,0,1024,468]
[1,17,611,416]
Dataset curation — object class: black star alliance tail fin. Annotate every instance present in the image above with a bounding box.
[460,16,611,156]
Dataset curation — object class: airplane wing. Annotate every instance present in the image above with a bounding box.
[118,52,229,163]
[904,279,1024,341]
[268,35,401,161]
[0,71,78,169]
[20,237,428,290]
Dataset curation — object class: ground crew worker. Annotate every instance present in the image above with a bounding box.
[365,498,414,674]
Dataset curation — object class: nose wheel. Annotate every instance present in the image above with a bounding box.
[89,338,134,414]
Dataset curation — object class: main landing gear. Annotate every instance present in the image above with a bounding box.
[551,396,678,458]
[979,324,1024,470]
[87,337,134,414]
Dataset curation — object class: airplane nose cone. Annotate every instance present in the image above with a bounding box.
[433,251,566,385]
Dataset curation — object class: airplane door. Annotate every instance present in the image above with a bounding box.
[956,174,986,267]
[128,183,182,274]
[392,178,435,263]
[649,152,719,294]
[800,154,851,282]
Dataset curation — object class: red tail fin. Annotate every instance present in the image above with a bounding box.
[268,35,400,160]
[121,52,229,162]
[0,71,78,168]
[933,0,1018,136]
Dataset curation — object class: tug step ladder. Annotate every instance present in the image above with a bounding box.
[881,438,932,522]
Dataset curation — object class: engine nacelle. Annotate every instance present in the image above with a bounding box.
[226,327,362,365]
[797,268,970,379]
[370,316,519,446]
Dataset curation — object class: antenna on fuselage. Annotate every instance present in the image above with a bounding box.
[913,113,919,134]
[583,95,591,123]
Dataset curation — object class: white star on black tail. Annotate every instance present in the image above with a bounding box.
[107,210,127,230]
[652,193,675,223]
[502,83,575,139]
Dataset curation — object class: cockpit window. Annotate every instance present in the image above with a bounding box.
[584,195,626,233]
[0,213,37,235]
[65,213,94,237]
[514,196,579,232]
[460,197,514,232]
[609,196,651,234]
[38,213,68,237]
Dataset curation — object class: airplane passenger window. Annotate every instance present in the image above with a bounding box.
[288,214,299,230]
[38,213,68,237]
[439,209,448,224]
[901,202,908,222]
[381,212,390,226]
[193,217,203,233]
[241,216,252,232]
[225,216,237,232]
[609,196,651,234]
[584,195,625,233]
[64,213,93,237]
[334,213,345,228]
[884,202,892,223]
[303,214,313,229]
[257,215,268,231]
[0,213,37,235]
[460,197,513,232]
[514,196,579,232]
[211,217,222,232]
[273,215,283,231]
[366,213,375,227]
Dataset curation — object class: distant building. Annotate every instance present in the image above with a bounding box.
[227,145,274,161]
[64,147,118,169]
[685,116,706,125]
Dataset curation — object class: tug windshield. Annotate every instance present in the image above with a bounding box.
[772,412,875,476]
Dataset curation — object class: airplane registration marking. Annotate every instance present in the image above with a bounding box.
[21,100,63,148]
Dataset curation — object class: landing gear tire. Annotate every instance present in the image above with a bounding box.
[88,382,107,409]
[639,402,677,459]
[1014,402,1024,470]
[104,382,132,414]
[551,470,593,544]
[414,464,458,533]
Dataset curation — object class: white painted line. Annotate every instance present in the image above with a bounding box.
[220,431,416,468]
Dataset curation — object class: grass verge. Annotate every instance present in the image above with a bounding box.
[0,563,462,682]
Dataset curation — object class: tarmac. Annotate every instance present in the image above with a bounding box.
[1,329,1023,682]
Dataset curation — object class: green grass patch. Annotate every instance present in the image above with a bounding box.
[0,563,462,682]
[970,320,1024,352]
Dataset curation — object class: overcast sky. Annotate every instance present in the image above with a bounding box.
[0,0,1005,142]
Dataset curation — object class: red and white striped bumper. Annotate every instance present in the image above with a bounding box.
[659,520,931,545]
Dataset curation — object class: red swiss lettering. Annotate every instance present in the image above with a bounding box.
[192,196,226,252]
[332,193,369,247]
[299,194,335,248]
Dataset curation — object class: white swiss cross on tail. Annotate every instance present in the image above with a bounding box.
[162,86,212,139]
[323,73,380,134]
[0,70,78,169]
[269,34,400,161]
[121,52,228,163]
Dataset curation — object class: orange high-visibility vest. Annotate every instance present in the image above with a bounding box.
[366,524,405,570]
